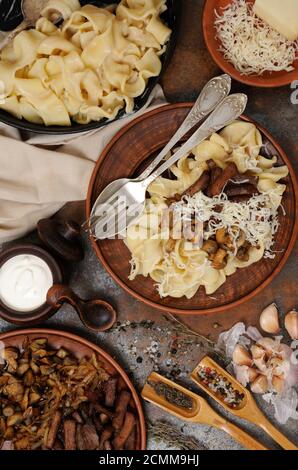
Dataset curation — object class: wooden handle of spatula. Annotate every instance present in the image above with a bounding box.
[213,418,268,450]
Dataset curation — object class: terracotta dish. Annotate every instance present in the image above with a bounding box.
[0,328,146,450]
[86,103,298,316]
[202,0,298,87]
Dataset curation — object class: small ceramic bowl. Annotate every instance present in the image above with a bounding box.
[0,244,63,325]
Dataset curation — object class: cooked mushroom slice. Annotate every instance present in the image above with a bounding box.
[2,347,19,373]
[202,239,218,255]
[7,412,23,427]
[4,427,14,440]
[216,227,245,251]
[236,241,251,262]
[24,369,35,387]
[2,405,15,418]
[4,381,24,402]
[212,248,227,270]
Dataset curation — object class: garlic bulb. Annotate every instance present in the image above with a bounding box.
[284,310,298,340]
[250,375,268,394]
[232,344,252,366]
[259,303,280,334]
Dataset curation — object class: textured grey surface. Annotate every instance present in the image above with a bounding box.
[0,0,297,451]
[0,232,297,450]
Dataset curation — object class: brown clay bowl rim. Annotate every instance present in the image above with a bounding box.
[202,0,298,88]
[0,244,63,325]
[86,102,298,316]
[0,327,147,450]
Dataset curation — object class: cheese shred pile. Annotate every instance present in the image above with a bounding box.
[173,190,281,258]
[214,0,298,75]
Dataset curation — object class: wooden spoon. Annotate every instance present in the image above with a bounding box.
[142,372,268,451]
[190,356,297,451]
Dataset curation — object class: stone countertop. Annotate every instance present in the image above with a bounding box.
[0,0,297,451]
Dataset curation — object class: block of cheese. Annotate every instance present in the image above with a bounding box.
[253,0,298,41]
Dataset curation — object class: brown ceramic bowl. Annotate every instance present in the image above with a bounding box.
[0,328,146,450]
[202,0,298,87]
[86,103,298,316]
[0,244,63,325]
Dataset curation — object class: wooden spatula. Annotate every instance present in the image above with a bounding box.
[190,356,297,451]
[142,371,268,450]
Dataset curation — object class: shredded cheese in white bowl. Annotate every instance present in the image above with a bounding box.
[214,0,298,75]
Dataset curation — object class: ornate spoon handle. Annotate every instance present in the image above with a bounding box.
[0,20,29,50]
[137,74,231,181]
[146,93,248,185]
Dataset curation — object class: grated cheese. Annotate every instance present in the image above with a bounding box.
[214,0,298,75]
[173,190,281,258]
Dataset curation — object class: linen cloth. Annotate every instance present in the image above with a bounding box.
[0,86,166,242]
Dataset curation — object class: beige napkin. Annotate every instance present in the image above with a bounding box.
[0,86,166,243]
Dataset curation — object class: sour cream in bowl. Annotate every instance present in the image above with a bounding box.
[0,245,62,325]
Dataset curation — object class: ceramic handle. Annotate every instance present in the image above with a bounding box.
[47,284,116,332]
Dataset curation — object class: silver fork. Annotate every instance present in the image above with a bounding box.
[92,93,248,240]
[85,74,231,232]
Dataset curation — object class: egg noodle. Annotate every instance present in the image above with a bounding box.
[125,121,288,299]
[0,0,171,125]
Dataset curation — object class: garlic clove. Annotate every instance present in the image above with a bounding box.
[267,357,284,377]
[251,344,265,359]
[284,310,298,340]
[247,367,259,382]
[253,356,267,373]
[259,303,280,334]
[232,344,252,366]
[257,337,279,357]
[250,375,268,394]
[272,376,284,394]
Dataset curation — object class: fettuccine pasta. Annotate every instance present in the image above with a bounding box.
[0,0,171,126]
[125,121,288,299]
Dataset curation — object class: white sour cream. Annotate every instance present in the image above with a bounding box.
[0,254,53,312]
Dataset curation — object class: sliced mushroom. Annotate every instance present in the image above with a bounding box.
[211,248,227,270]
[3,347,19,373]
[2,405,15,418]
[202,239,218,255]
[7,412,23,427]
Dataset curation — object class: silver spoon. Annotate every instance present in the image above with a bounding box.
[93,93,248,240]
[0,0,49,50]
[85,74,232,233]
